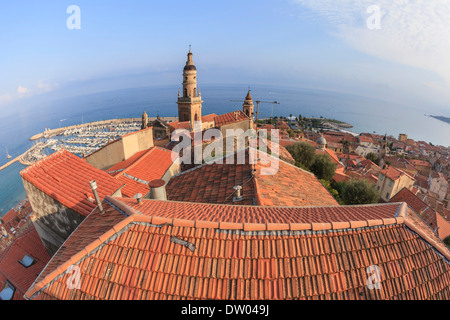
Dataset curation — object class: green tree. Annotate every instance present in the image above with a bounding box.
[340,179,380,205]
[285,142,316,169]
[365,152,379,164]
[444,236,450,249]
[310,154,337,181]
[320,179,341,203]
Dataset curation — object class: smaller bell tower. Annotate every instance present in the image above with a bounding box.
[243,90,254,119]
[141,111,148,130]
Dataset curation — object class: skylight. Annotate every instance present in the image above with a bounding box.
[0,285,15,301]
[19,254,35,268]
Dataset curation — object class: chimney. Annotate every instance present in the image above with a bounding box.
[149,179,167,201]
[134,193,143,205]
[233,185,243,202]
[89,180,104,215]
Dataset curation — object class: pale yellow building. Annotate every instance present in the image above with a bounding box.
[376,166,415,202]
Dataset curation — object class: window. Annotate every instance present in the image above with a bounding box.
[18,254,36,268]
[0,283,15,300]
[380,174,384,181]
[388,180,394,187]
[386,193,390,199]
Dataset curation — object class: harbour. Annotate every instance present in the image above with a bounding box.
[1,118,143,172]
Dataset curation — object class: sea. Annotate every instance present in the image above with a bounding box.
[1,83,450,217]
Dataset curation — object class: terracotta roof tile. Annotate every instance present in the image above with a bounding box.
[122,197,399,226]
[114,147,177,198]
[201,114,218,123]
[390,188,429,215]
[106,150,148,176]
[380,166,414,182]
[166,150,338,207]
[25,197,450,300]
[168,121,191,131]
[214,110,249,127]
[20,149,123,216]
[410,159,432,168]
[435,212,450,240]
[0,226,51,299]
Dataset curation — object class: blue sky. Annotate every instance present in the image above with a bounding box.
[1,0,450,115]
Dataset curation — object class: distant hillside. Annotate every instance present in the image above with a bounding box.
[430,115,450,125]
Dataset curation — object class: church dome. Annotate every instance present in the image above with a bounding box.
[184,64,197,71]
[245,90,253,101]
[317,136,327,145]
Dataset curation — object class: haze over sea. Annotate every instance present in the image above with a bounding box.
[1,84,449,216]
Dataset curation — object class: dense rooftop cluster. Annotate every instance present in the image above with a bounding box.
[2,51,450,301]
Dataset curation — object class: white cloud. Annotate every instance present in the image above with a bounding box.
[37,80,52,92]
[0,93,12,105]
[17,86,30,94]
[292,0,450,87]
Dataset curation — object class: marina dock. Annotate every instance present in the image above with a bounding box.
[29,118,141,141]
[1,117,178,172]
[0,156,21,171]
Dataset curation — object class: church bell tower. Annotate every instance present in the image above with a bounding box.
[243,90,254,119]
[177,49,203,130]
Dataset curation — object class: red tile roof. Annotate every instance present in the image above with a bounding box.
[167,162,255,206]
[166,150,338,207]
[124,197,399,225]
[380,166,414,182]
[259,124,275,131]
[359,135,376,144]
[316,148,341,166]
[276,121,290,130]
[390,188,429,215]
[333,172,350,183]
[20,149,124,217]
[410,159,432,168]
[254,152,338,207]
[214,110,249,127]
[436,212,450,240]
[114,147,178,198]
[25,197,450,300]
[106,150,148,176]
[0,226,51,300]
[168,114,218,132]
[1,209,19,225]
[168,121,191,131]
[201,113,218,123]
